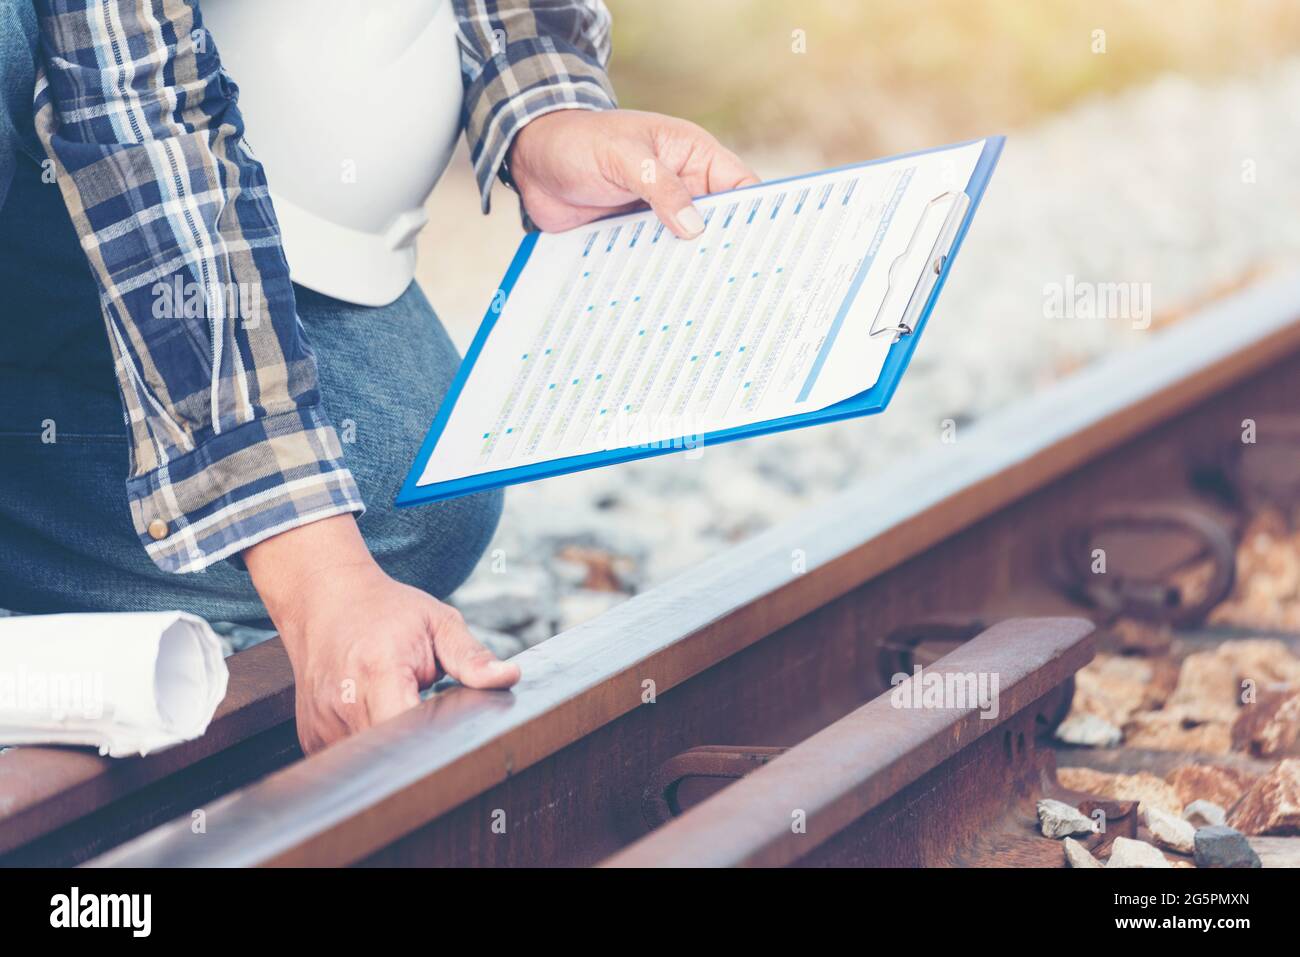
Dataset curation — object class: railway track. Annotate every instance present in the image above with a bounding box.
[4,273,1300,869]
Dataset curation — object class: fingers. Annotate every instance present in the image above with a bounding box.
[296,702,330,755]
[298,670,417,754]
[299,605,519,752]
[430,607,521,690]
[364,668,422,726]
[611,149,707,240]
[610,127,761,239]
[705,144,762,193]
[297,695,351,755]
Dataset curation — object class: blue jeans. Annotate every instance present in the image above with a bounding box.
[0,0,39,205]
[0,60,502,624]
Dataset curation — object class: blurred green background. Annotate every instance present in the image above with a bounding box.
[606,0,1300,161]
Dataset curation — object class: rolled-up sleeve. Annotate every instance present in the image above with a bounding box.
[454,0,617,212]
[33,0,363,574]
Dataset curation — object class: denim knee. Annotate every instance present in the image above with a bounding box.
[366,486,504,600]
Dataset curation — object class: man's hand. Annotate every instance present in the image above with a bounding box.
[244,516,520,754]
[507,109,760,238]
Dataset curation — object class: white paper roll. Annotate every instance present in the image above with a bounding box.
[0,612,230,757]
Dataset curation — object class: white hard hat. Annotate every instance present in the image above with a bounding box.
[203,0,464,306]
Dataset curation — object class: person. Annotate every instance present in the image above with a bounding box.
[0,0,758,752]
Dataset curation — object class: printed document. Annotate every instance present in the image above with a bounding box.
[417,139,986,486]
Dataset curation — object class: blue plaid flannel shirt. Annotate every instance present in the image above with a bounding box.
[31,0,616,573]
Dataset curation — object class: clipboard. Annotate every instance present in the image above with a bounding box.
[397,136,1004,507]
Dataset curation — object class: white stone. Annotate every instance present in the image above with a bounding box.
[1055,713,1123,748]
[1037,798,1099,838]
[1107,837,1172,868]
[1144,805,1196,854]
[1063,836,1103,868]
[550,557,590,588]
[1183,799,1227,829]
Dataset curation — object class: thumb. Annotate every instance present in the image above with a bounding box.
[431,608,521,690]
[613,150,707,240]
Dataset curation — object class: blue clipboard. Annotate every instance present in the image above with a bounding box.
[397,136,1004,507]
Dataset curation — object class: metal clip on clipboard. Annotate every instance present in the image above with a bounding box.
[868,190,971,342]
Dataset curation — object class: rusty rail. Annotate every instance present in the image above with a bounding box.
[606,617,1094,867]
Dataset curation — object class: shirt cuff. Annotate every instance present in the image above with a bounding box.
[464,34,617,215]
[125,406,365,574]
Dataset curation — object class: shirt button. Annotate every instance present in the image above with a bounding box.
[147,519,169,541]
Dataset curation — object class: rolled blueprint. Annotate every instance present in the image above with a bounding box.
[0,612,229,757]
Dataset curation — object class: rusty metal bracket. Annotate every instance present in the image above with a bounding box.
[1057,502,1236,626]
[642,746,787,830]
[878,615,1073,731]
[1222,414,1300,520]
[876,615,987,687]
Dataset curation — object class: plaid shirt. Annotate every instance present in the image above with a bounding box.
[32,0,615,574]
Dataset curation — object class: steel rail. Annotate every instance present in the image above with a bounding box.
[603,617,1095,867]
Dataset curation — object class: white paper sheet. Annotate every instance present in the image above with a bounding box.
[0,612,229,757]
[419,139,986,486]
